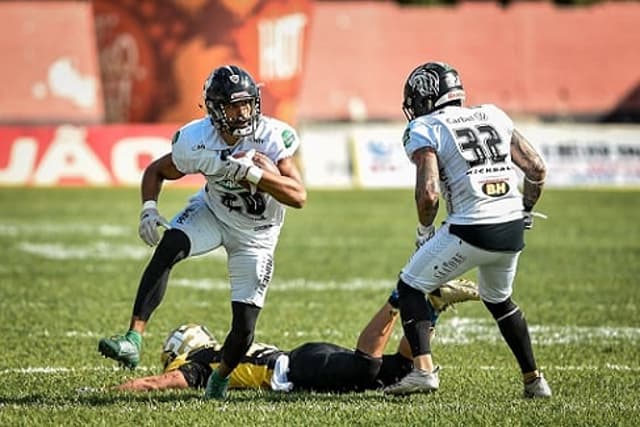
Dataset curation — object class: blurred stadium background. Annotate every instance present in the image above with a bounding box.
[1,0,639,189]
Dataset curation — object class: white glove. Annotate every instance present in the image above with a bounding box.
[415,223,435,248]
[225,149,256,182]
[225,149,263,194]
[523,210,548,230]
[138,201,171,246]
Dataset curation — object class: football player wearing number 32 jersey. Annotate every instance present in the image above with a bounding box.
[98,64,307,401]
[383,62,551,399]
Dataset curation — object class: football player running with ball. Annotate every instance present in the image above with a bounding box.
[383,62,551,399]
[98,64,306,401]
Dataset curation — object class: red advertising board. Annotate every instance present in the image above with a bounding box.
[0,125,203,187]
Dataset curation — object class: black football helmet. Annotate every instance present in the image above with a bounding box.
[203,65,261,137]
[402,62,465,120]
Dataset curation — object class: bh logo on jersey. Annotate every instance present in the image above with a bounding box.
[482,180,510,197]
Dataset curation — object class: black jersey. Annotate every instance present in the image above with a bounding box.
[287,342,381,392]
[166,342,284,389]
[167,341,412,392]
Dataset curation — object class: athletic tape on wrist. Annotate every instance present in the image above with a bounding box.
[524,175,545,185]
[246,166,263,185]
[417,223,434,235]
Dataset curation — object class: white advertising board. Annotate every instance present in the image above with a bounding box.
[298,124,355,188]
[519,123,640,187]
[299,122,640,189]
[350,124,413,188]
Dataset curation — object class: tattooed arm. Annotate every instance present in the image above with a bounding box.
[510,129,547,211]
[412,147,440,227]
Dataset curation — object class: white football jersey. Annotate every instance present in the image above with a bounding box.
[403,104,522,225]
[171,116,300,230]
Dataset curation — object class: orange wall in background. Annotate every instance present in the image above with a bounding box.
[298,1,640,121]
[93,0,313,125]
[2,1,638,125]
[0,2,104,124]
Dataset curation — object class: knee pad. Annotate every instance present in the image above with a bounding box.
[484,298,519,322]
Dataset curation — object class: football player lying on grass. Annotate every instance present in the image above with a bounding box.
[110,279,478,393]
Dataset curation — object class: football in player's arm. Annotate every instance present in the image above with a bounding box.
[97,64,306,401]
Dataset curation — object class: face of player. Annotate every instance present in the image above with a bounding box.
[223,99,253,131]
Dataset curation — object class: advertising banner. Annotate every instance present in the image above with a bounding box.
[519,124,640,186]
[93,0,313,125]
[349,123,640,189]
[350,126,413,188]
[0,125,202,187]
[1,123,639,188]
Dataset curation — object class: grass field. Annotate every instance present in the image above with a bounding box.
[1,187,639,426]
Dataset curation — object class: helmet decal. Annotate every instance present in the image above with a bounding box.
[410,69,439,98]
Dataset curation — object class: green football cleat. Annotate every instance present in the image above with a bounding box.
[98,334,141,369]
[204,370,230,400]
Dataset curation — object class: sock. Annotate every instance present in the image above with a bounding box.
[523,371,539,384]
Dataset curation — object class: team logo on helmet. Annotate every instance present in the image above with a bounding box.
[229,74,240,84]
[410,69,439,97]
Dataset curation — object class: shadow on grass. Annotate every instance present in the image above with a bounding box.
[0,390,204,407]
[0,388,395,407]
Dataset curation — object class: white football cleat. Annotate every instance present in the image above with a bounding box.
[524,374,552,399]
[384,366,440,395]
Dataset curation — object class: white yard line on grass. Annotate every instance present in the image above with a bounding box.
[18,242,150,260]
[17,242,227,261]
[0,223,129,237]
[0,366,153,374]
[52,317,640,347]
[436,317,640,345]
[172,277,395,291]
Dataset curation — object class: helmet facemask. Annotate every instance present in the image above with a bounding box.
[206,97,260,137]
[203,65,262,138]
[161,324,217,370]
